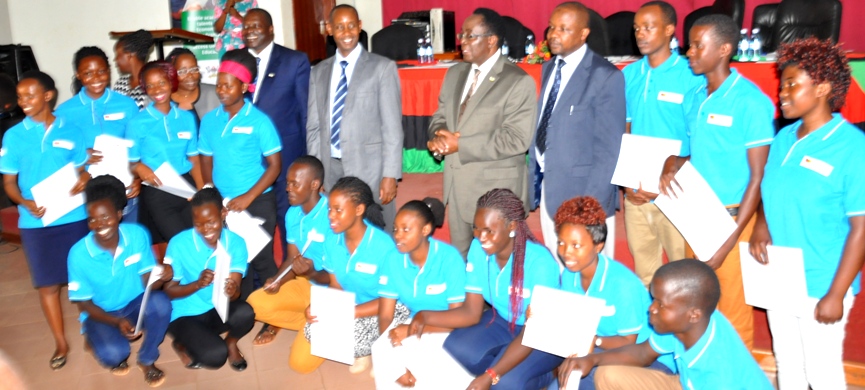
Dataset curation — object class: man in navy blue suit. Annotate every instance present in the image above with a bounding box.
[529,1,625,259]
[243,8,311,261]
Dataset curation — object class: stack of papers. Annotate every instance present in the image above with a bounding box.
[310,286,356,364]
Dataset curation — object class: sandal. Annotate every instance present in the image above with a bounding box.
[111,360,130,376]
[253,324,280,346]
[49,354,67,370]
[171,341,200,369]
[139,363,165,388]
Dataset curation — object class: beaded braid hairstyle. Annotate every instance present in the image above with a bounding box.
[330,176,386,230]
[476,188,540,332]
[72,46,110,93]
[777,38,851,112]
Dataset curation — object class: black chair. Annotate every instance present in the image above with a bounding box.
[605,11,638,56]
[772,0,841,50]
[326,30,369,58]
[501,16,535,60]
[752,3,780,52]
[371,24,424,61]
[586,9,610,57]
[683,0,746,50]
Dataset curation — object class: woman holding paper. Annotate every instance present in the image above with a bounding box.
[67,175,173,386]
[409,188,561,390]
[551,196,674,390]
[290,177,404,374]
[127,60,202,245]
[749,38,865,390]
[0,70,90,370]
[56,46,141,222]
[164,188,254,371]
[372,197,473,389]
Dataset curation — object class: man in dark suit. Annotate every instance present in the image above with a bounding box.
[243,8,310,260]
[529,1,625,258]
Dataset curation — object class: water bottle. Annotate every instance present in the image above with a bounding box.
[670,36,679,56]
[424,38,433,63]
[502,39,509,58]
[750,28,763,62]
[737,29,749,62]
[525,34,536,58]
[417,38,425,63]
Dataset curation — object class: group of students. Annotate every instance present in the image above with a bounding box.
[0,2,862,390]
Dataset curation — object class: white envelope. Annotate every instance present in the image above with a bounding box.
[739,243,810,317]
[30,163,86,226]
[610,134,682,194]
[310,285,356,365]
[522,285,606,358]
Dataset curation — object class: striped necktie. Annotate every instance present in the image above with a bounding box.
[458,69,481,125]
[331,60,349,153]
[536,59,565,155]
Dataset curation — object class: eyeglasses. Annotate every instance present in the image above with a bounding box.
[177,67,200,76]
[457,33,493,41]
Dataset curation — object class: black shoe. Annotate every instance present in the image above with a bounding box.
[229,356,247,372]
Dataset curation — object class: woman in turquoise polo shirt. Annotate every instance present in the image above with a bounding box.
[750,38,865,390]
[373,197,472,389]
[409,188,562,389]
[0,71,90,370]
[128,60,202,245]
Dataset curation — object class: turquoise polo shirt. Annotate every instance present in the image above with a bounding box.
[127,103,199,175]
[648,311,773,390]
[321,221,396,305]
[623,54,703,156]
[165,228,248,321]
[67,223,157,322]
[55,89,139,149]
[762,114,865,298]
[285,195,332,282]
[198,100,282,198]
[465,239,560,326]
[560,254,648,338]
[683,69,775,205]
[378,238,467,316]
[0,117,88,228]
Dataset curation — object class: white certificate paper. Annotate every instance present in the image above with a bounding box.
[135,265,164,334]
[310,285,356,365]
[144,163,197,200]
[654,162,737,261]
[224,198,271,263]
[30,163,85,226]
[211,242,230,323]
[88,134,133,187]
[739,243,809,317]
[610,134,682,193]
[522,285,606,358]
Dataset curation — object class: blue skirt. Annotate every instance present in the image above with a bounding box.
[19,219,89,288]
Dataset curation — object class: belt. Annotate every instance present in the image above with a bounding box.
[726,206,739,217]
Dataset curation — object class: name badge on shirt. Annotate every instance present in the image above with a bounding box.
[466,263,474,273]
[507,286,531,299]
[657,91,684,104]
[103,112,125,121]
[706,113,733,127]
[355,262,377,274]
[124,253,141,267]
[800,156,834,177]
[232,126,253,134]
[52,140,74,150]
[177,131,192,140]
[426,283,447,295]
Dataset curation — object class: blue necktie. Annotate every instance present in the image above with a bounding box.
[536,59,566,155]
[331,60,348,153]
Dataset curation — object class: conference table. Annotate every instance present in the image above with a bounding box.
[397,57,865,173]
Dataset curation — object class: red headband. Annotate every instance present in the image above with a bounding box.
[219,60,256,93]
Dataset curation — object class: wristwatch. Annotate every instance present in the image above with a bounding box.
[485,368,500,385]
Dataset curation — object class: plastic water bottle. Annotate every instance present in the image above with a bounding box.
[424,38,434,63]
[525,34,536,58]
[750,28,763,62]
[737,29,749,62]
[417,38,425,63]
[502,39,509,58]
[670,36,679,56]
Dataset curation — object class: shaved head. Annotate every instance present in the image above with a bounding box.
[654,259,721,316]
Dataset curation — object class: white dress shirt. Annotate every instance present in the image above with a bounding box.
[537,43,588,171]
[460,49,502,102]
[328,44,363,158]
[249,41,274,104]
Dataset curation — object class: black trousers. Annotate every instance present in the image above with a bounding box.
[237,190,278,300]
[167,300,255,369]
[140,173,195,244]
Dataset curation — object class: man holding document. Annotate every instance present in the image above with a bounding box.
[659,15,774,350]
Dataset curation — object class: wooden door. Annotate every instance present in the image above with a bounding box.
[293,0,334,63]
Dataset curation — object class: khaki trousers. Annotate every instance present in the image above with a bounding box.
[623,198,686,287]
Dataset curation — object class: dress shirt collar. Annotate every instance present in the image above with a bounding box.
[249,41,274,63]
[471,48,502,79]
[335,44,364,67]
[555,43,588,72]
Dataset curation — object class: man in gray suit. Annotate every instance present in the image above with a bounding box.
[427,8,537,256]
[529,1,625,258]
[307,4,403,231]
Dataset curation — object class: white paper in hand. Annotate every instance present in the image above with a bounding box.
[739,243,809,317]
[146,163,197,199]
[654,162,737,261]
[223,198,272,263]
[212,242,231,323]
[610,134,682,193]
[134,265,164,334]
[30,163,86,226]
[522,285,606,358]
[310,285,355,365]
[89,134,133,187]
